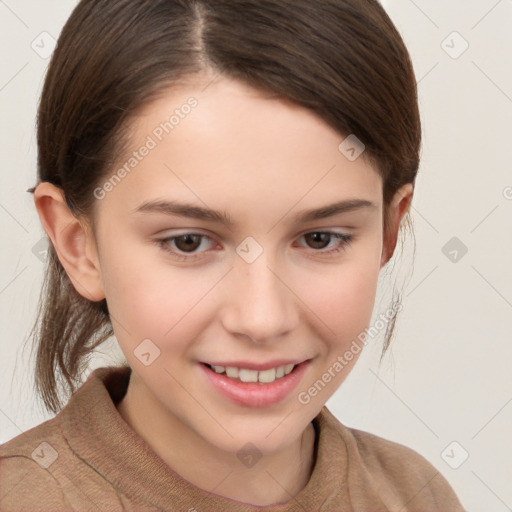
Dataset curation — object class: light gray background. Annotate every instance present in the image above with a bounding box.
[1,1,511,511]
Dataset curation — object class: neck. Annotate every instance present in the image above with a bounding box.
[116,375,316,506]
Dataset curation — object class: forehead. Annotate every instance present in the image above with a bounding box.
[100,76,382,221]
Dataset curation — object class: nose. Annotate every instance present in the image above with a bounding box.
[219,253,299,344]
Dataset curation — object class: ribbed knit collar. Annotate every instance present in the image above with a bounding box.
[58,365,389,511]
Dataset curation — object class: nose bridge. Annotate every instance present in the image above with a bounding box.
[221,249,298,342]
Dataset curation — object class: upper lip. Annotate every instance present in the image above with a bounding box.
[202,359,309,371]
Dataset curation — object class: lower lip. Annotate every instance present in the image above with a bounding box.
[199,361,310,408]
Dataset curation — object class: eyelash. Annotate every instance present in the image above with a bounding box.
[155,231,354,262]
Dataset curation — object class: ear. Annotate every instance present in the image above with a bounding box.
[33,182,105,301]
[380,183,414,267]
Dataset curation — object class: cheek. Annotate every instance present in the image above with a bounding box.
[97,241,173,335]
[293,246,381,340]
[301,271,378,334]
[99,244,221,349]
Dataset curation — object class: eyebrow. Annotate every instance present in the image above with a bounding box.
[132,198,376,226]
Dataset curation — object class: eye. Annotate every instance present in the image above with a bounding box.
[155,230,354,262]
[156,233,215,261]
[298,231,353,254]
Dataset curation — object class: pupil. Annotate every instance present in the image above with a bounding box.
[176,234,201,252]
[306,232,330,249]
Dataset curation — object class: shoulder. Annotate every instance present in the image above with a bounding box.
[319,408,466,511]
[0,419,73,510]
[0,367,131,511]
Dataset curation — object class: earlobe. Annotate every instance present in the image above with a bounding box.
[380,183,414,267]
[33,182,105,302]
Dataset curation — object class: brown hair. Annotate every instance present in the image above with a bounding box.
[27,0,420,413]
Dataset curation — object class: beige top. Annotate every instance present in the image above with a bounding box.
[0,366,465,511]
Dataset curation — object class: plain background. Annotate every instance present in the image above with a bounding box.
[0,1,511,511]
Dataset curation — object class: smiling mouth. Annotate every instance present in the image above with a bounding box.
[199,360,311,407]
[202,362,299,384]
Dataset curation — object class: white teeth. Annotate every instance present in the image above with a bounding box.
[225,366,239,378]
[258,368,276,383]
[284,364,295,375]
[210,363,297,383]
[239,369,258,383]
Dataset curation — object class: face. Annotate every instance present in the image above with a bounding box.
[88,75,394,454]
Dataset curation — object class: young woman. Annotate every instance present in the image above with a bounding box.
[1,0,465,510]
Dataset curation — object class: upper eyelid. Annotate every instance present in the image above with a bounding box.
[158,226,354,236]
[158,229,350,241]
